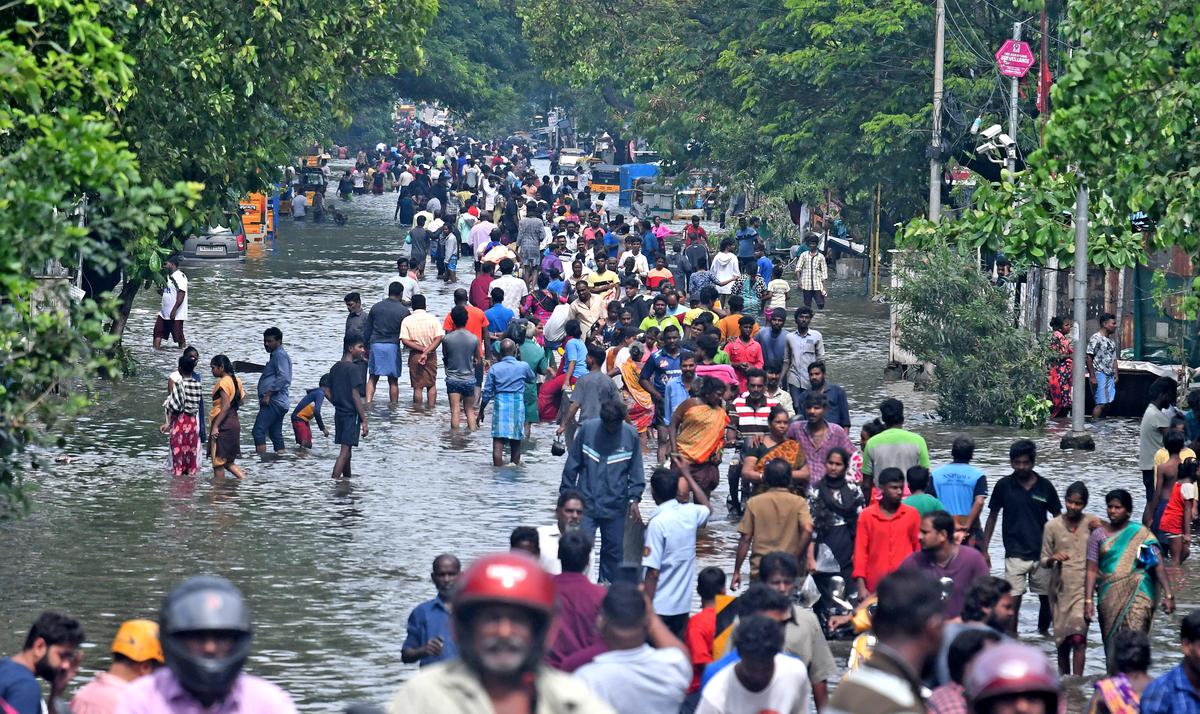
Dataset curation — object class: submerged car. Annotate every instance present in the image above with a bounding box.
[181,220,247,262]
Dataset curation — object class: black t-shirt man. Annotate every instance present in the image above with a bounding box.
[988,471,1062,560]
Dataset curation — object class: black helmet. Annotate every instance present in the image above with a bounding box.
[160,576,253,706]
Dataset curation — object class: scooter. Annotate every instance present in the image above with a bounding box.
[843,576,954,674]
[814,574,857,640]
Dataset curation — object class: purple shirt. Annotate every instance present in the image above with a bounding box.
[899,545,990,618]
[785,421,855,484]
[542,252,564,277]
[545,572,607,669]
[115,669,296,714]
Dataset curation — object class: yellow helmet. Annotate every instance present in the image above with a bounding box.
[112,619,164,664]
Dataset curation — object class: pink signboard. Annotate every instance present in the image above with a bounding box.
[995,40,1035,78]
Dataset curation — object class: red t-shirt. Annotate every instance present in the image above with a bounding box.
[1160,481,1197,535]
[853,503,921,592]
[468,274,494,311]
[685,606,717,693]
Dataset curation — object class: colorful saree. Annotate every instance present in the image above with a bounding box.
[751,438,806,495]
[1048,329,1073,417]
[676,404,729,464]
[620,359,654,433]
[1097,523,1159,664]
[1089,674,1139,714]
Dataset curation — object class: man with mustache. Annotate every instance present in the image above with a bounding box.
[401,554,462,668]
[0,612,84,714]
[389,552,613,713]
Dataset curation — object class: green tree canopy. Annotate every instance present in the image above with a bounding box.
[517,0,1029,228]
[102,0,436,330]
[0,0,199,516]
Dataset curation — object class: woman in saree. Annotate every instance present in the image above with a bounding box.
[741,406,810,496]
[1048,315,1074,417]
[619,344,655,445]
[208,355,248,480]
[1088,630,1153,714]
[669,376,730,495]
[161,351,204,476]
[1085,488,1174,674]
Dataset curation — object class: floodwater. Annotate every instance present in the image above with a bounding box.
[0,176,1194,712]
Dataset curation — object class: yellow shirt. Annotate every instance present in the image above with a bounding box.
[1155,447,1197,467]
[586,270,619,289]
[684,307,719,326]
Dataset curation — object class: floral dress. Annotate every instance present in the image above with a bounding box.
[731,274,768,315]
[1048,328,1073,417]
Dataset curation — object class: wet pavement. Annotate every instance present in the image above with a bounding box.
[0,180,1194,712]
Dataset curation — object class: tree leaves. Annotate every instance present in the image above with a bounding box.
[0,0,198,516]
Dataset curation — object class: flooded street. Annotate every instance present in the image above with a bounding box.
[0,184,1193,711]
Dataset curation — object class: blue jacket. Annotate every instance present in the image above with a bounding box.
[560,418,645,520]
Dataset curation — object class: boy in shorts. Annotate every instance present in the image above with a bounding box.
[330,338,368,479]
[290,374,330,449]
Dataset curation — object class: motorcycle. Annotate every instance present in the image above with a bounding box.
[842,576,954,674]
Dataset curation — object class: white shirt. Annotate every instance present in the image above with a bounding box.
[617,251,650,278]
[537,524,562,575]
[492,274,529,313]
[291,193,307,217]
[160,269,189,320]
[697,654,811,714]
[711,252,740,294]
[386,275,421,303]
[576,645,691,714]
[611,347,631,388]
[399,170,414,187]
[643,500,710,616]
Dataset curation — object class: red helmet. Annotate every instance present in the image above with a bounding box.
[453,552,556,616]
[965,642,1060,708]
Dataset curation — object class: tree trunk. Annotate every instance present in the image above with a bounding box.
[108,278,141,340]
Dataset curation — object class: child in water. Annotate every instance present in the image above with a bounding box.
[290,375,330,449]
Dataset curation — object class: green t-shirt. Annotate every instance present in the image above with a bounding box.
[903,493,946,517]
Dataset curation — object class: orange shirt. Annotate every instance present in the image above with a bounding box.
[718,313,759,343]
[444,304,488,358]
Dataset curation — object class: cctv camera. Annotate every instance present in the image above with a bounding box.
[975,140,1007,164]
[979,124,1003,140]
[997,133,1016,149]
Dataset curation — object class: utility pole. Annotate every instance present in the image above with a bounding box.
[928,0,945,221]
[1007,22,1021,176]
[1061,182,1095,450]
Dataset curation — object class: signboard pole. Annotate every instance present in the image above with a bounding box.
[1007,22,1021,176]
[928,0,945,222]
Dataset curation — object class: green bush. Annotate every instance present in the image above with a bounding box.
[890,241,1051,426]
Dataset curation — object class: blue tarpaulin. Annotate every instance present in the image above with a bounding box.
[618,164,659,207]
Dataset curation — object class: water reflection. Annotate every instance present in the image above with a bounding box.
[0,183,1187,711]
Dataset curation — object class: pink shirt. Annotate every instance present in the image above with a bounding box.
[72,671,131,714]
[114,669,296,714]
